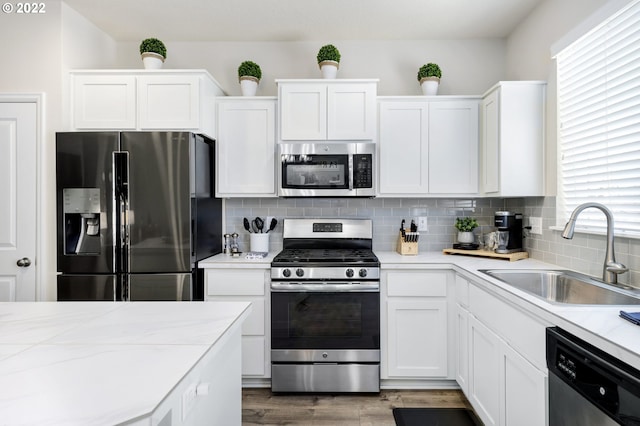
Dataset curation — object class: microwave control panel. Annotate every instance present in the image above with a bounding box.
[354,154,373,188]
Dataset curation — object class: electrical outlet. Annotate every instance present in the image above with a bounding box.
[417,216,428,231]
[529,217,543,235]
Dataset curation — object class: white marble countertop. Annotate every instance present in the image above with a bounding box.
[0,301,251,425]
[199,250,640,370]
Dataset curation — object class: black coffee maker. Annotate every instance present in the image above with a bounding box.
[494,211,524,253]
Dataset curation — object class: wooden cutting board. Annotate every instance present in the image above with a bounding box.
[442,248,529,262]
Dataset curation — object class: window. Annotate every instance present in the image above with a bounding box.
[556,0,640,237]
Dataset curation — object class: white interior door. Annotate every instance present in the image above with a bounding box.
[0,101,37,301]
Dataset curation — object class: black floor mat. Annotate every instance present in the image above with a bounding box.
[393,407,483,426]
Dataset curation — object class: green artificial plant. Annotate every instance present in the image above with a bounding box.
[317,44,341,64]
[455,217,479,232]
[237,60,262,81]
[417,63,442,81]
[139,38,167,59]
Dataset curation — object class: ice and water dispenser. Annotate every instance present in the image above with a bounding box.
[63,188,102,255]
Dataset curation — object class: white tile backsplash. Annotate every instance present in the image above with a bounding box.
[224,197,521,254]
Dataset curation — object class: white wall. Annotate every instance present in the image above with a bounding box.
[0,0,117,300]
[114,39,507,96]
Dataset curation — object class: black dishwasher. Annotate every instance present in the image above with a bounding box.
[547,327,640,425]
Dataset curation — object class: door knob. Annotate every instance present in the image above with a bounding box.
[16,258,31,267]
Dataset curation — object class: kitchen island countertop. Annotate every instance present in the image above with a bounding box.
[0,301,250,425]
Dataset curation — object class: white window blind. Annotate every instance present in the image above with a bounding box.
[556,0,640,237]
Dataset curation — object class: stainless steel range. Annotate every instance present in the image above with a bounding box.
[270,218,380,393]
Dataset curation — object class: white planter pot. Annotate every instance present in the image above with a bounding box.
[239,76,259,96]
[420,77,440,96]
[319,61,339,79]
[141,52,165,69]
[457,231,475,244]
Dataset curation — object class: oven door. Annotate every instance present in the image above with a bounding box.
[271,287,380,351]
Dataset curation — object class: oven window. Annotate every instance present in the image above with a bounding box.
[282,154,348,189]
[272,292,380,350]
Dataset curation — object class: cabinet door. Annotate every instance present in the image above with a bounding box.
[482,89,500,194]
[72,74,136,129]
[386,298,448,377]
[216,99,276,197]
[327,83,376,140]
[138,75,200,129]
[279,83,327,140]
[428,101,479,194]
[455,304,469,393]
[378,101,429,195]
[468,315,500,426]
[502,343,547,426]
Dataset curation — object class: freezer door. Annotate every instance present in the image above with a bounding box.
[56,132,119,274]
[121,132,192,273]
[57,275,116,301]
[129,273,191,301]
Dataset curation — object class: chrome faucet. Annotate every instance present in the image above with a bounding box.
[562,202,628,285]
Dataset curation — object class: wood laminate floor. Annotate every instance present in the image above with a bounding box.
[242,388,473,425]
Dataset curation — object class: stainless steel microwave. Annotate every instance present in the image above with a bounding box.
[278,143,376,197]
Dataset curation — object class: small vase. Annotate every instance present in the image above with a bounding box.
[319,61,339,79]
[420,77,440,96]
[239,76,259,96]
[457,231,475,244]
[141,52,165,69]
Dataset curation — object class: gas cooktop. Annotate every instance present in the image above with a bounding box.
[272,248,379,264]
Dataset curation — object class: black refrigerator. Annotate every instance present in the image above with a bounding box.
[56,131,222,301]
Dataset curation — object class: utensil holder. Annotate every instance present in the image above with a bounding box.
[250,233,269,253]
[396,230,418,255]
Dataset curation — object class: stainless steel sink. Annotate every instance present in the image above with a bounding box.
[479,269,640,305]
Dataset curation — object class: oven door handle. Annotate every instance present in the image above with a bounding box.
[271,282,379,292]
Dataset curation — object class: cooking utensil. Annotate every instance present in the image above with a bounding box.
[266,218,277,233]
[400,219,406,240]
[256,217,265,233]
[243,218,252,233]
[253,217,264,233]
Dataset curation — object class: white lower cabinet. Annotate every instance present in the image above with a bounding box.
[205,268,270,381]
[461,275,548,426]
[382,270,452,380]
[468,314,502,426]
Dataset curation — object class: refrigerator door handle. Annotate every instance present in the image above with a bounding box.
[113,151,130,301]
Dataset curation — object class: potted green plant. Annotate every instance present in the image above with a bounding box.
[237,60,262,96]
[317,44,341,79]
[139,38,166,69]
[417,63,442,95]
[455,217,478,244]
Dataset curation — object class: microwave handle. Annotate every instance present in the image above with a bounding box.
[348,155,354,191]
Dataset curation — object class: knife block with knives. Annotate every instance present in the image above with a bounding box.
[396,219,419,255]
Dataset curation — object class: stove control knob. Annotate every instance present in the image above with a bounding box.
[282,269,291,278]
[346,268,354,278]
[296,268,304,277]
[359,269,368,278]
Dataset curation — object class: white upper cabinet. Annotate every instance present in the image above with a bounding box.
[216,97,277,197]
[277,80,377,141]
[481,81,546,197]
[70,70,224,137]
[378,97,479,197]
